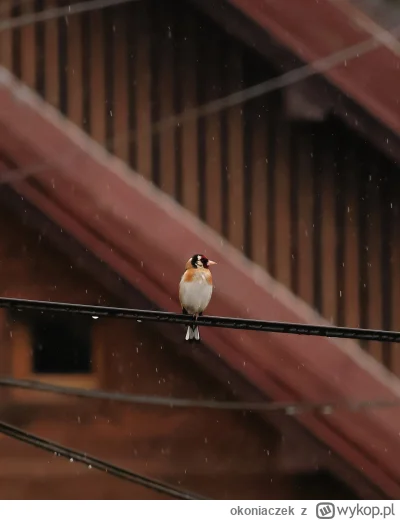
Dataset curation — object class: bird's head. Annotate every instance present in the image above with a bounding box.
[186,254,217,270]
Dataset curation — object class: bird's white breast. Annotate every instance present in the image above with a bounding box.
[179,272,213,315]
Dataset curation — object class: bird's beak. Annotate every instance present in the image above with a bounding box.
[208,260,217,265]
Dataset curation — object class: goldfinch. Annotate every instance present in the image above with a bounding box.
[179,254,217,341]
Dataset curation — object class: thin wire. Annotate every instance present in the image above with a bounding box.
[2,296,400,343]
[0,4,398,187]
[0,0,141,31]
[0,376,399,414]
[151,21,400,136]
[0,420,205,499]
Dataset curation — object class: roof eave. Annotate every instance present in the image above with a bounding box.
[0,67,400,497]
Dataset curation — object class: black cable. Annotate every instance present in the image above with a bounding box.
[1,296,400,343]
[0,420,205,500]
[0,376,398,414]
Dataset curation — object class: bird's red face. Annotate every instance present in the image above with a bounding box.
[190,254,217,269]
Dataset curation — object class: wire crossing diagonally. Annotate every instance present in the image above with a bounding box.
[1,296,400,343]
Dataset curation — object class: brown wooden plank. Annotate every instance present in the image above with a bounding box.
[273,117,291,286]
[250,99,268,269]
[157,3,175,197]
[390,186,400,376]
[135,1,152,179]
[366,169,383,363]
[204,31,222,234]
[179,11,198,215]
[226,42,244,251]
[20,0,36,89]
[113,8,129,162]
[67,12,83,127]
[296,129,314,306]
[90,9,105,145]
[343,151,360,329]
[319,136,337,324]
[0,0,13,70]
[44,0,59,108]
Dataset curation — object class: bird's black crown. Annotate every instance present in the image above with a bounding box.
[191,254,209,268]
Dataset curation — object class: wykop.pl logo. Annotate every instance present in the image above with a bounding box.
[316,503,335,519]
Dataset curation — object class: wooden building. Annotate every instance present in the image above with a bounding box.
[0,0,399,499]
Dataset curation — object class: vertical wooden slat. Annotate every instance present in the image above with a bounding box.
[250,99,268,270]
[204,31,222,234]
[90,9,106,145]
[135,1,152,179]
[358,150,369,350]
[104,9,114,154]
[179,11,198,215]
[226,42,244,251]
[343,152,360,329]
[157,5,176,198]
[126,5,137,169]
[296,129,314,306]
[0,0,13,70]
[21,0,36,89]
[381,172,393,369]
[113,8,129,162]
[312,129,322,313]
[67,13,83,126]
[11,323,31,379]
[335,142,346,326]
[44,0,59,108]
[366,168,383,363]
[274,117,291,287]
[320,134,337,324]
[390,177,400,375]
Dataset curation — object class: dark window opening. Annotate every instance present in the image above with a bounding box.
[31,316,92,374]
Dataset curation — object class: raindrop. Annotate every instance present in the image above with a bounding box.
[70,458,74,462]
[92,316,99,320]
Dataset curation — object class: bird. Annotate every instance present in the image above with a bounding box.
[179,254,217,342]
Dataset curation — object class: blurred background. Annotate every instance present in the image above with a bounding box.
[0,0,399,500]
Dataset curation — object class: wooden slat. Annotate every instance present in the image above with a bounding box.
[11,322,31,379]
[44,0,59,108]
[273,118,291,286]
[89,9,105,145]
[113,9,129,162]
[204,31,222,234]
[390,182,400,375]
[67,13,83,126]
[343,152,360,329]
[296,129,314,306]
[20,0,36,89]
[0,0,13,70]
[250,99,268,269]
[157,3,175,197]
[226,42,244,251]
[135,1,152,179]
[366,169,383,363]
[179,11,198,215]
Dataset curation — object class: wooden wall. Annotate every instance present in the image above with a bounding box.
[0,192,360,499]
[1,0,399,377]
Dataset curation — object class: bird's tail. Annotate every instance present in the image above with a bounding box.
[185,325,200,341]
